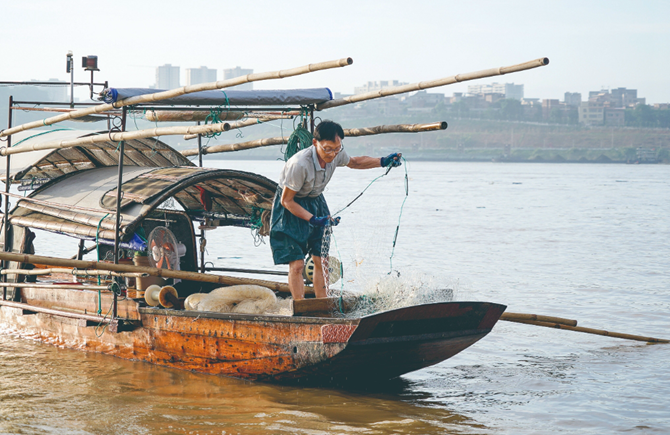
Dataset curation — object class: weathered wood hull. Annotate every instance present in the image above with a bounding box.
[0,287,505,383]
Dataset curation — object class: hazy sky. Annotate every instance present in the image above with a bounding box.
[2,0,669,103]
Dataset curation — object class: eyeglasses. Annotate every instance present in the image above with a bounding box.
[319,144,343,155]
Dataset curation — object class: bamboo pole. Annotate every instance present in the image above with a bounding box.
[183,117,266,141]
[0,299,112,323]
[1,268,149,278]
[500,312,578,327]
[147,111,298,123]
[17,201,117,231]
[181,121,448,157]
[183,115,295,141]
[342,121,447,137]
[503,317,669,344]
[0,282,109,291]
[1,122,232,156]
[317,57,549,110]
[1,191,117,216]
[0,251,292,293]
[0,57,353,139]
[146,110,247,122]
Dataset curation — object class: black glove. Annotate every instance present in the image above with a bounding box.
[381,152,402,168]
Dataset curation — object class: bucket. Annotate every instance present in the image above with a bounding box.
[133,255,167,290]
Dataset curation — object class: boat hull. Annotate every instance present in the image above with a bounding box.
[0,290,505,383]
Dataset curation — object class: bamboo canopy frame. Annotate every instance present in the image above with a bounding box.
[0,57,353,139]
[181,122,448,157]
[317,57,549,110]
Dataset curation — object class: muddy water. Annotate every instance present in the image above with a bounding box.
[2,161,669,434]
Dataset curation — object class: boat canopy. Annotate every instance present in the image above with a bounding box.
[0,129,193,184]
[9,166,277,243]
[101,88,333,106]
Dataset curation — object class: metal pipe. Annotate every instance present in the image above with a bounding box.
[69,56,75,109]
[0,81,106,86]
[112,107,127,318]
[197,121,203,168]
[3,95,13,299]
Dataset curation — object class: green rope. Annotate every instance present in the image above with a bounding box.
[249,206,264,230]
[202,91,232,139]
[283,108,313,161]
[388,157,408,273]
[12,128,73,147]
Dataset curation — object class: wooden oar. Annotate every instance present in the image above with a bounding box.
[501,312,577,327]
[501,312,668,344]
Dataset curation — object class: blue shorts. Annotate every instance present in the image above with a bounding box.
[270,187,330,264]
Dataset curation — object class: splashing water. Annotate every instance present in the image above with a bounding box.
[344,272,457,318]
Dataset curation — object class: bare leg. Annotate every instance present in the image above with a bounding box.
[311,255,328,298]
[288,259,305,300]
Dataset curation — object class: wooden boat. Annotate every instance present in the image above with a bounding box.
[0,57,552,382]
[0,128,505,382]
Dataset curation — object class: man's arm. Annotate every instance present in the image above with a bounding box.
[280,186,313,221]
[347,156,382,169]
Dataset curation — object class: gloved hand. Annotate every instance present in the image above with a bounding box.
[381,152,402,168]
[309,215,341,227]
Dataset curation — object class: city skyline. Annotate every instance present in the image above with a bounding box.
[1,1,668,104]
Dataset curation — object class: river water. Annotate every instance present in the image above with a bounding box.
[1,160,669,434]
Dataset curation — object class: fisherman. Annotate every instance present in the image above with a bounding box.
[270,120,402,300]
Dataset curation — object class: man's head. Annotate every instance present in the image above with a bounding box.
[313,120,344,164]
[314,120,344,142]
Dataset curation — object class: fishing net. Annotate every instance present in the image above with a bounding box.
[314,160,456,317]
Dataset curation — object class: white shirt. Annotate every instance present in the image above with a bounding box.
[278,146,350,198]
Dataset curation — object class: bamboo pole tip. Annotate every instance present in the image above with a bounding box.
[223,123,231,131]
[439,121,448,130]
[542,57,550,65]
[346,57,354,65]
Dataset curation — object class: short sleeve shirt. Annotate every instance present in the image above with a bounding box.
[278,146,351,198]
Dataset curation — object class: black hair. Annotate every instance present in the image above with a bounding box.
[314,120,344,142]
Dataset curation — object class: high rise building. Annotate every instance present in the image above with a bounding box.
[156,64,180,89]
[467,83,524,100]
[223,67,254,90]
[564,92,582,107]
[186,66,217,86]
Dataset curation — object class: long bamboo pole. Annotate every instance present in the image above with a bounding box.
[147,111,298,122]
[0,268,149,278]
[0,299,112,323]
[0,251,292,293]
[317,57,549,110]
[183,115,295,141]
[181,121,448,157]
[0,282,109,291]
[1,122,231,156]
[0,57,353,139]
[503,317,668,344]
[500,312,578,327]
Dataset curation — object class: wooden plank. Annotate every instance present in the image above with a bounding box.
[292,297,359,317]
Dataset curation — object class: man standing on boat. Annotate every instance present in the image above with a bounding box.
[270,120,402,300]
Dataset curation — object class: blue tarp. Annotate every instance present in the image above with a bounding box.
[100,88,333,106]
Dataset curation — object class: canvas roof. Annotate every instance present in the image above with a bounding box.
[10,166,277,242]
[0,129,193,183]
